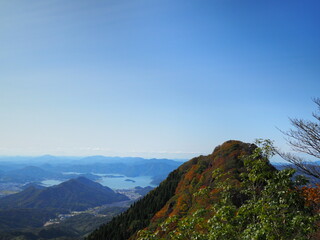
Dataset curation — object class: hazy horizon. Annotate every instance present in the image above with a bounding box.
[0,154,188,161]
[0,151,296,164]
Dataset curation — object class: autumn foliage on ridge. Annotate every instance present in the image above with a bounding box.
[88,140,319,240]
[150,140,255,225]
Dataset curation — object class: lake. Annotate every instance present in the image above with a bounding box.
[41,179,63,187]
[41,174,156,189]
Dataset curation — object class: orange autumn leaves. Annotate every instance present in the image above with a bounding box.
[300,184,320,212]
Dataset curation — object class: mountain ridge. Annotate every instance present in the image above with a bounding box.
[87,140,256,240]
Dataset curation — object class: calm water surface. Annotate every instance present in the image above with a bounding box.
[98,175,155,189]
[41,179,63,187]
[41,174,155,189]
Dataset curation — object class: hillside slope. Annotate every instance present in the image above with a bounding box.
[0,177,129,211]
[88,140,320,240]
[87,140,256,240]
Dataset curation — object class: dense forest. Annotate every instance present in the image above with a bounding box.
[87,169,184,240]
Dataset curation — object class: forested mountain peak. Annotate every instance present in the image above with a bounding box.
[88,140,318,240]
[148,140,258,225]
[87,140,257,240]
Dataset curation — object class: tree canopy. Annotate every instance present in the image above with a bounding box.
[138,140,320,240]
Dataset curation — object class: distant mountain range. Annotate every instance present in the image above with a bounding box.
[0,155,185,166]
[0,166,63,183]
[0,177,129,211]
[40,158,182,178]
[0,156,183,185]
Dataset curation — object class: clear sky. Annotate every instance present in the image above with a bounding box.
[0,0,319,159]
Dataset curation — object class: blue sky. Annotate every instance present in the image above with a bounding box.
[0,0,319,159]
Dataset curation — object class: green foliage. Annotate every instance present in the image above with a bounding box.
[137,140,319,240]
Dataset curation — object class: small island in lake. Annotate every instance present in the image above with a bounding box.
[124,179,136,183]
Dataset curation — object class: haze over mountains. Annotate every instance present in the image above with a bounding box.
[0,156,183,184]
[0,156,183,198]
[0,166,63,183]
